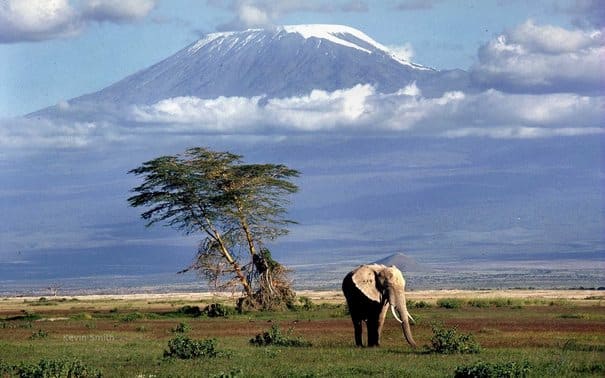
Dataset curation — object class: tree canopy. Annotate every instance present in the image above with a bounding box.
[128,147,299,309]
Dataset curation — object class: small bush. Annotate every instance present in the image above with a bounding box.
[454,360,531,378]
[437,298,464,309]
[171,322,190,334]
[29,329,49,340]
[6,310,41,322]
[429,324,481,354]
[296,296,315,311]
[120,312,144,322]
[14,358,102,378]
[163,335,220,359]
[0,360,13,375]
[206,303,233,317]
[413,300,432,308]
[178,305,202,317]
[249,324,311,347]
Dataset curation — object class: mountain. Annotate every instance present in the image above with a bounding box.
[33,24,468,117]
[374,253,433,273]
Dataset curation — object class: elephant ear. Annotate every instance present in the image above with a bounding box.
[352,265,382,303]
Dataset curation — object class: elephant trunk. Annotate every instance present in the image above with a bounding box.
[391,294,417,348]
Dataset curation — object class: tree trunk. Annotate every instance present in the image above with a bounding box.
[204,216,253,298]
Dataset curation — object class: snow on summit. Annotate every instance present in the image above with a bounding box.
[282,24,380,53]
[188,24,430,70]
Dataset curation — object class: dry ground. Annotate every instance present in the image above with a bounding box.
[1,289,602,315]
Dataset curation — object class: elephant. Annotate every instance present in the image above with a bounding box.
[342,264,417,348]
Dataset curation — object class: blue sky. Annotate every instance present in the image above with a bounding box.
[0,1,603,287]
[0,0,599,117]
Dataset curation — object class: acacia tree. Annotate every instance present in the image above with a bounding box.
[128,147,299,309]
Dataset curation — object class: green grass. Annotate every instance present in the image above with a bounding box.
[0,296,603,377]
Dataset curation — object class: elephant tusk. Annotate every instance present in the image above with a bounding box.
[408,313,416,325]
[390,304,403,323]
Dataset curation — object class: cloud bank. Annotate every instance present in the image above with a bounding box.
[471,20,604,94]
[0,0,157,43]
[3,83,602,156]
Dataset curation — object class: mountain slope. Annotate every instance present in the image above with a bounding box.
[374,253,433,272]
[36,24,468,116]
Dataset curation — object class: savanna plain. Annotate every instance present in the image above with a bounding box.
[1,290,604,377]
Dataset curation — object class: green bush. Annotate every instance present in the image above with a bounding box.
[13,358,102,378]
[0,360,12,376]
[163,335,220,359]
[296,296,315,311]
[454,360,531,377]
[437,298,464,309]
[171,321,190,333]
[29,329,49,340]
[178,305,202,317]
[206,303,233,317]
[413,300,432,308]
[249,324,312,347]
[119,312,144,322]
[429,324,481,354]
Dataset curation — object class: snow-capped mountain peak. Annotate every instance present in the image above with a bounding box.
[282,24,379,54]
[281,24,430,71]
[34,24,465,115]
[187,24,431,70]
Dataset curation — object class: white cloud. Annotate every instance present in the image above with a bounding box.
[0,0,156,43]
[0,0,81,43]
[2,84,602,156]
[129,85,603,138]
[215,0,368,30]
[236,3,271,28]
[471,20,605,94]
[82,0,157,23]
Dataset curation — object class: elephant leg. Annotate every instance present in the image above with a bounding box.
[367,317,379,347]
[375,303,389,346]
[352,318,363,347]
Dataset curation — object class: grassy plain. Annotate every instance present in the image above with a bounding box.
[0,290,604,377]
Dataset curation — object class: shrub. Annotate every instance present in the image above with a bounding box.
[14,358,102,378]
[206,303,233,317]
[0,360,13,376]
[296,296,315,311]
[119,312,144,322]
[29,329,49,340]
[6,310,41,322]
[437,298,464,309]
[163,336,220,359]
[454,360,531,377]
[178,305,202,317]
[171,322,190,334]
[429,324,481,354]
[413,300,432,308]
[249,324,311,347]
